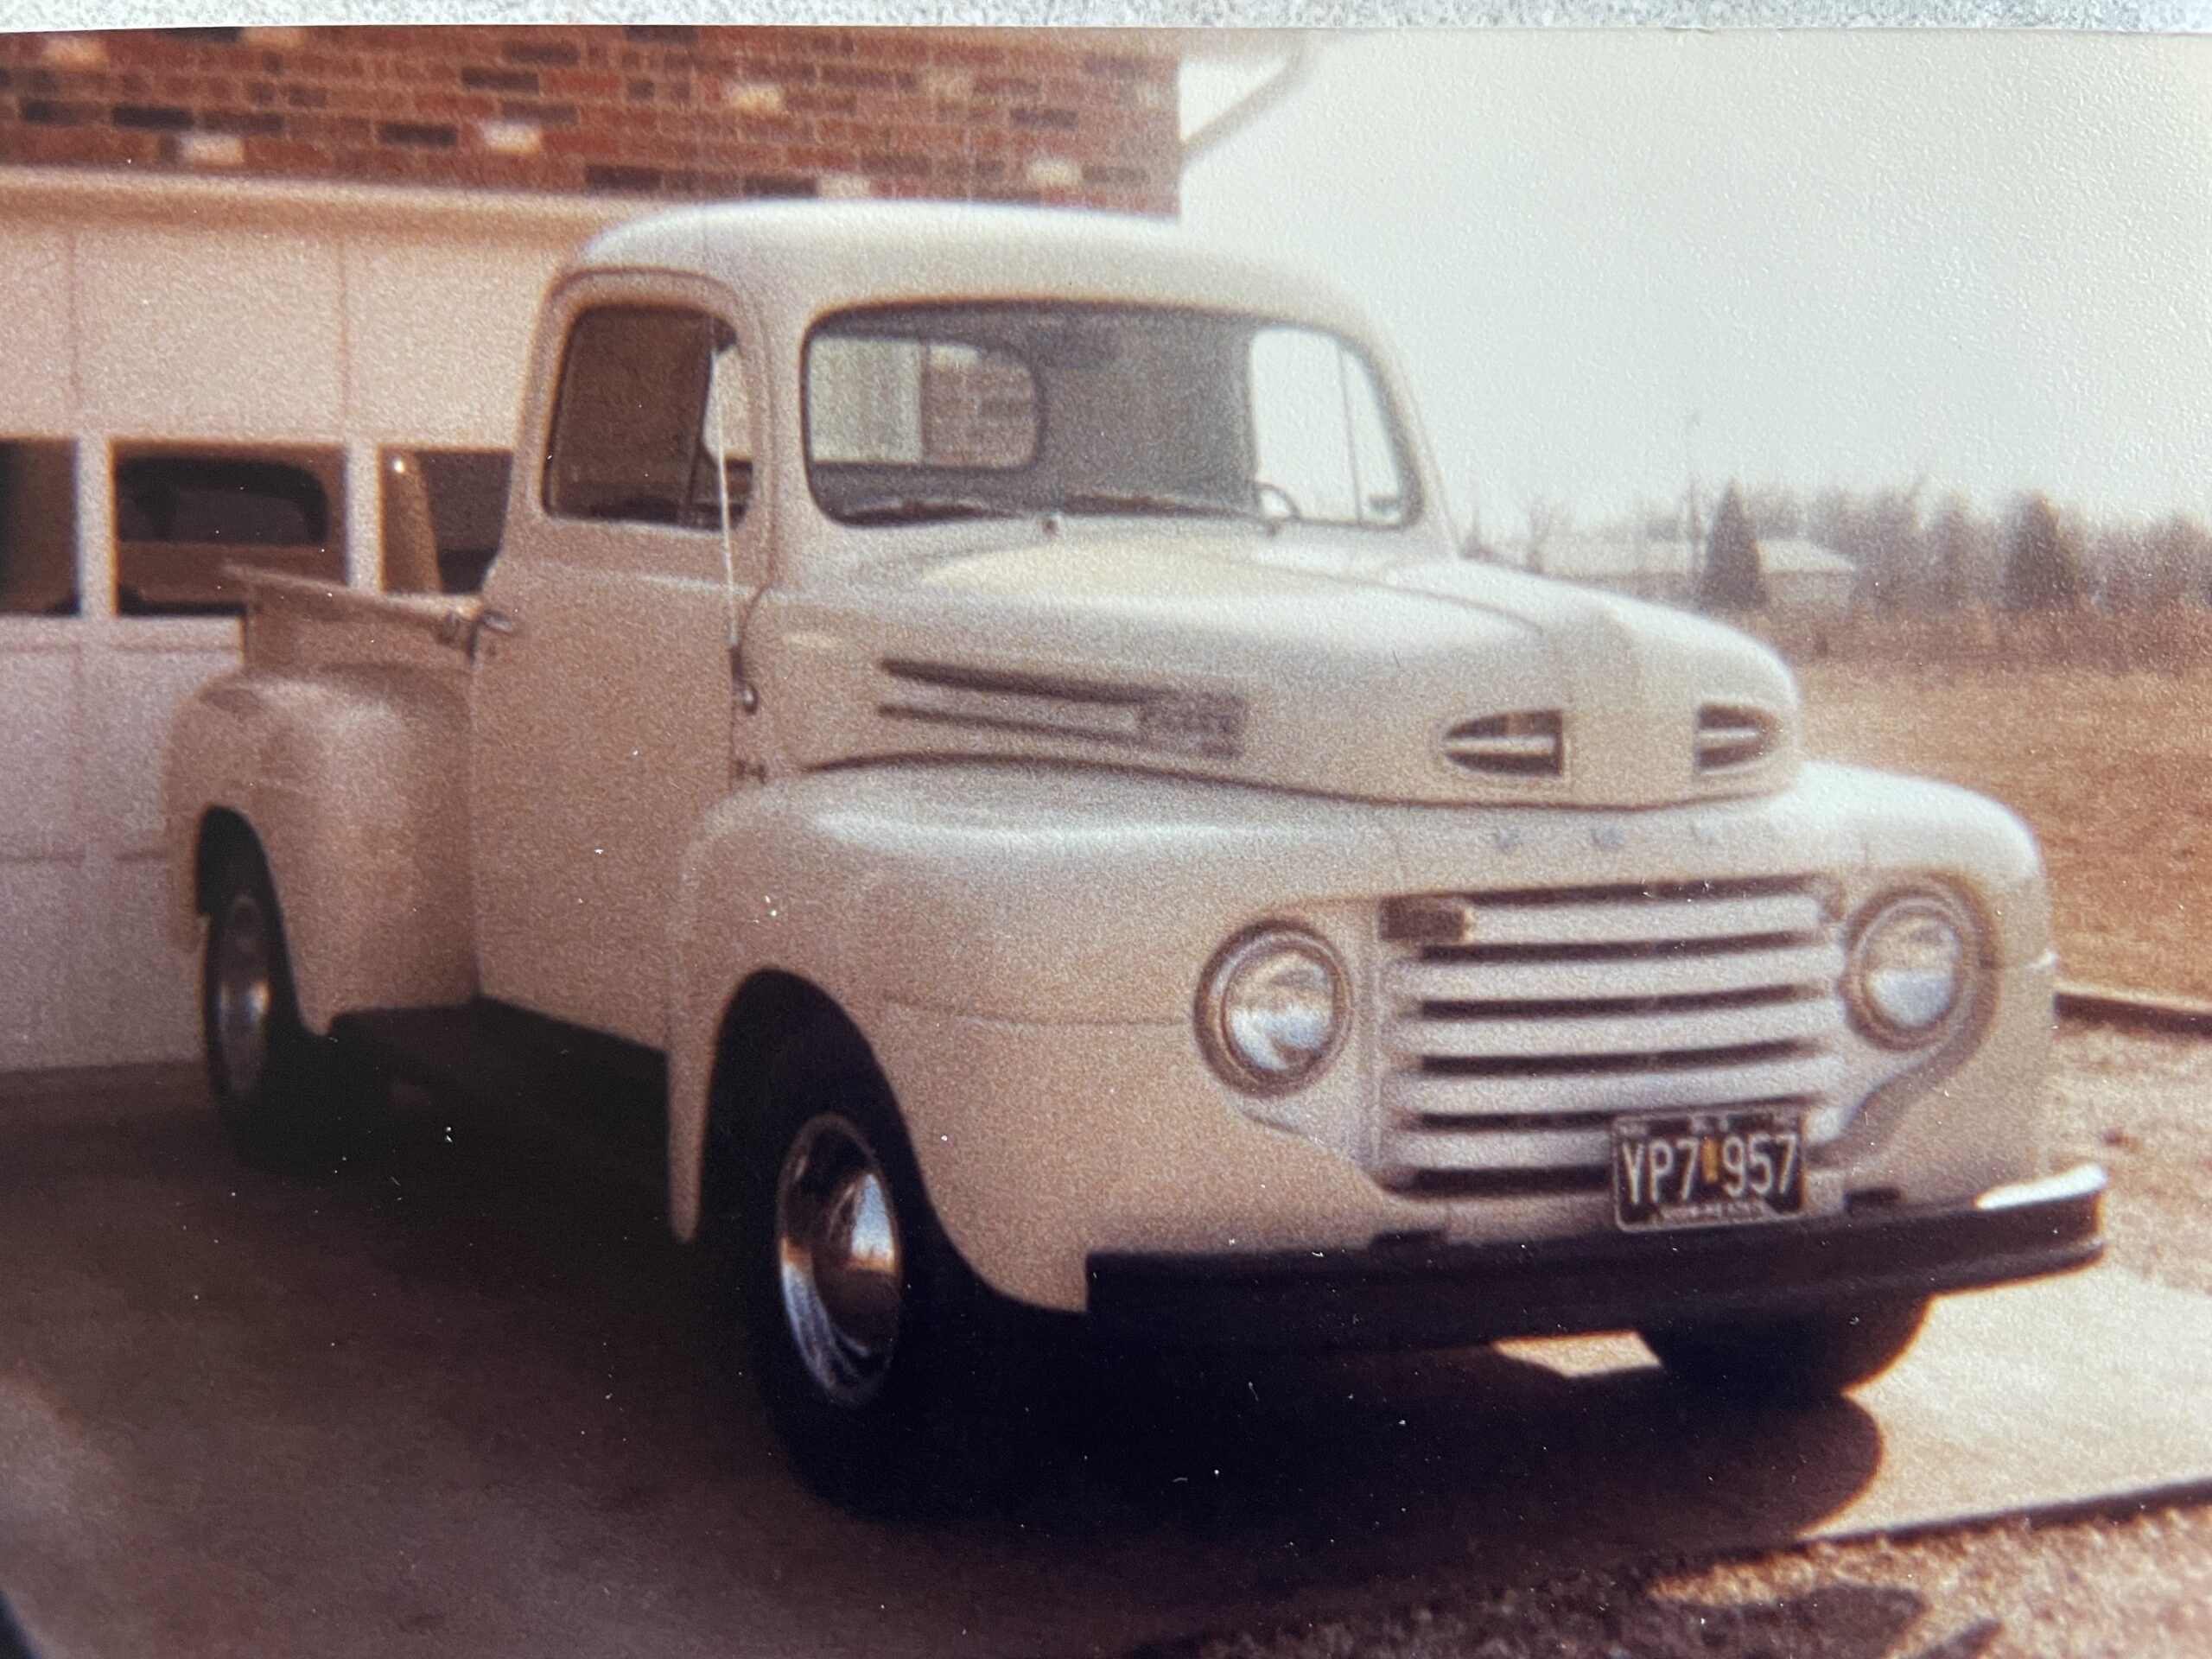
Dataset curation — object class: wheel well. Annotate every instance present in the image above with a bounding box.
[194,808,261,916]
[702,972,866,1217]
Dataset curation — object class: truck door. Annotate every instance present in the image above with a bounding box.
[470,283,761,1048]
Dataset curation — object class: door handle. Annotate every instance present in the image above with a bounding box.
[467,606,520,659]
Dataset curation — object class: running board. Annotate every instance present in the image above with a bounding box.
[334,1000,669,1202]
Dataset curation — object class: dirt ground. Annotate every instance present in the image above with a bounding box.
[1141,1023,2212,1659]
[1796,664,2212,1004]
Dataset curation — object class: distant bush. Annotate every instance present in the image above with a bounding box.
[2092,512,2212,610]
[2001,493,2085,613]
[1816,484,1929,612]
[1699,482,1765,611]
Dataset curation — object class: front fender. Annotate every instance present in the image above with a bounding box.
[664,763,1405,1239]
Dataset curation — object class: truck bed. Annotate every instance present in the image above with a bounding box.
[238,569,480,684]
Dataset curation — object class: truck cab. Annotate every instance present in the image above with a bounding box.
[164,202,2103,1507]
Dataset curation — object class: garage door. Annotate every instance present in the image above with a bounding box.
[0,179,602,1071]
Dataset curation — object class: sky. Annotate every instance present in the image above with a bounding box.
[1182,32,2212,545]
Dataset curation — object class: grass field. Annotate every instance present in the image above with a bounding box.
[1796,663,2212,1002]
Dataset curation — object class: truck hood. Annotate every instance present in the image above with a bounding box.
[754,528,1802,808]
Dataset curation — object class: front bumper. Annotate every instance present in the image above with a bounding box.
[1088,1164,2106,1351]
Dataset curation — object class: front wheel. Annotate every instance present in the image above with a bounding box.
[730,1020,1044,1511]
[201,843,366,1173]
[1639,1297,1930,1406]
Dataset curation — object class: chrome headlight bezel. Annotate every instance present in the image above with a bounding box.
[1843,888,1978,1050]
[1195,925,1350,1095]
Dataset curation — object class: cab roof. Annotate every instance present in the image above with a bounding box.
[572,200,1375,341]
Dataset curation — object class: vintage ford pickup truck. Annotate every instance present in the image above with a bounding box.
[165,202,2104,1503]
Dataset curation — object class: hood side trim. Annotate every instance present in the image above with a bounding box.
[878,658,1246,760]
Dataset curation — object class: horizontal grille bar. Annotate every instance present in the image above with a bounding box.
[1417,1038,1822,1080]
[1381,1049,1843,1120]
[1386,940,1846,1006]
[1385,1123,1624,1172]
[1409,875,1815,910]
[1404,891,1826,950]
[1419,984,1822,1020]
[1402,1094,1822,1135]
[1385,1166,1609,1198]
[1389,997,1844,1064]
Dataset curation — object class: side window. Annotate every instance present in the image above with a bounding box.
[112,447,345,615]
[1249,327,1408,528]
[0,439,78,616]
[382,448,512,595]
[543,304,747,531]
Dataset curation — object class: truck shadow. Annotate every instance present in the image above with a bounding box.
[982,1334,1885,1601]
[0,1070,1893,1657]
[353,1079,1888,1611]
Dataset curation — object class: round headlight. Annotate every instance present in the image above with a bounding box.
[1197,927,1348,1092]
[1847,895,1972,1046]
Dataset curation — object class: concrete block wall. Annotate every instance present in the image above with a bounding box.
[0,26,1179,216]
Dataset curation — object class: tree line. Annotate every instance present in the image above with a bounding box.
[1706,483,2212,613]
[1468,483,2212,615]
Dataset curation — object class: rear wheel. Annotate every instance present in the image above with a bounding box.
[729,1018,1045,1512]
[1640,1297,1930,1406]
[201,843,366,1173]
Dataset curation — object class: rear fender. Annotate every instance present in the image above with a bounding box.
[166,669,474,1031]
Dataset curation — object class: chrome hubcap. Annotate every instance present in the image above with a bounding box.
[213,891,274,1100]
[775,1114,904,1407]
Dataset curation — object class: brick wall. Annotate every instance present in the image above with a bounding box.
[0,26,1179,216]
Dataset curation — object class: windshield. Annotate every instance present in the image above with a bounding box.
[803,302,1417,530]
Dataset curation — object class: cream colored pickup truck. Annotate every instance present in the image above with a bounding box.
[164,201,2103,1503]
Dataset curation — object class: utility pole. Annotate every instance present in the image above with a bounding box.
[1683,410,1704,596]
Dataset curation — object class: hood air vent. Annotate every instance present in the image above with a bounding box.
[1441,711,1564,779]
[1696,703,1778,772]
[878,658,1246,760]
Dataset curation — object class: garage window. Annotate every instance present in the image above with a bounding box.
[0,439,78,616]
[113,448,346,615]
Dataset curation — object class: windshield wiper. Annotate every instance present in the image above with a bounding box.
[834,494,1026,526]
[1051,490,1274,528]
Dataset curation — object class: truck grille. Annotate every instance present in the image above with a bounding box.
[1376,877,1846,1195]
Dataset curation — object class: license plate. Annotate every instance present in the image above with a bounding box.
[1612,1109,1804,1230]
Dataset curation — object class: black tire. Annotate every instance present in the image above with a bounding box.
[1640,1296,1930,1407]
[728,1017,1046,1513]
[200,842,370,1174]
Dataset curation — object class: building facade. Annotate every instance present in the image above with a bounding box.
[0,27,1183,1072]
[0,26,1179,215]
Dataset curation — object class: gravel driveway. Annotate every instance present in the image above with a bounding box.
[1143,1022,2212,1659]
